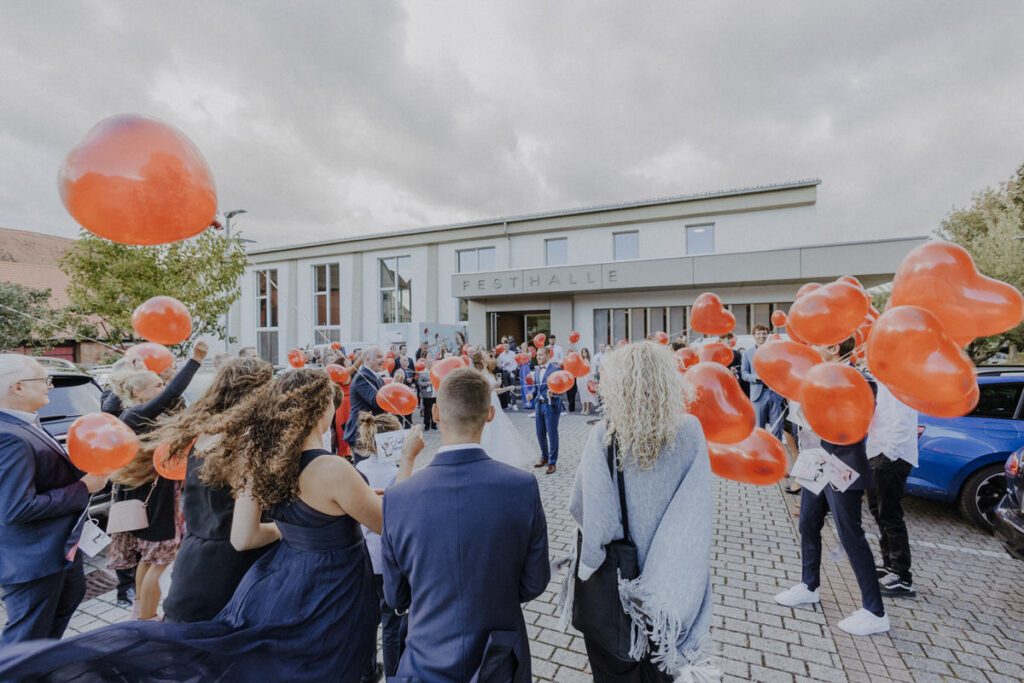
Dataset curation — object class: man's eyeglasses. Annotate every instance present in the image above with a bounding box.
[19,377,54,388]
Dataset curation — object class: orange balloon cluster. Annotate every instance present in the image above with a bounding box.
[429,357,465,391]
[690,293,736,335]
[59,114,217,245]
[698,342,733,366]
[867,305,979,417]
[569,331,581,344]
[799,363,875,445]
[128,342,175,375]
[67,413,139,475]
[563,352,590,378]
[377,383,418,415]
[131,296,192,345]
[708,428,788,486]
[788,280,870,346]
[152,437,196,481]
[547,370,575,394]
[287,349,305,368]
[684,362,756,444]
[752,340,822,401]
[326,364,350,385]
[890,240,1024,348]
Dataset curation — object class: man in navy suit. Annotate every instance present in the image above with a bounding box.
[343,347,386,456]
[382,367,550,682]
[741,324,784,438]
[0,355,108,644]
[530,346,565,474]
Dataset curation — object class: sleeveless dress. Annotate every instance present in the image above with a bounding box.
[0,450,378,683]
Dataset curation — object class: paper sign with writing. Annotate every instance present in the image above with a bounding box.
[375,430,408,464]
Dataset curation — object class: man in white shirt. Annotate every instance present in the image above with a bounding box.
[548,335,565,364]
[865,383,919,598]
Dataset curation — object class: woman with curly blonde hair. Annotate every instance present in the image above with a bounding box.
[564,342,717,681]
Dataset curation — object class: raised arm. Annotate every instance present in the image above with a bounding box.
[123,343,207,425]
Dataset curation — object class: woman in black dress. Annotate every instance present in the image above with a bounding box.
[159,356,276,622]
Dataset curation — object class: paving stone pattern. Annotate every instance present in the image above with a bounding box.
[2,410,1021,682]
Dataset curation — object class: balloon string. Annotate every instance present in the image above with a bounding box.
[0,302,124,354]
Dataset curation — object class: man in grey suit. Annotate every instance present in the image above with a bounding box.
[740,324,785,438]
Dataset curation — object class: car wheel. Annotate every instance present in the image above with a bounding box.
[958,464,1007,532]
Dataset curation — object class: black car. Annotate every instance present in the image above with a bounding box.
[994,444,1024,560]
[34,359,111,519]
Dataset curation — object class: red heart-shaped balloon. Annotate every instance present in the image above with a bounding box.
[890,240,1024,347]
[752,339,822,401]
[698,342,733,366]
[684,362,755,444]
[795,282,822,299]
[287,349,305,369]
[691,293,736,335]
[708,428,788,486]
[799,362,875,445]
[653,331,670,345]
[674,347,699,373]
[326,364,350,385]
[770,310,788,329]
[866,305,979,417]
[128,342,175,375]
[562,353,590,378]
[788,281,870,346]
[377,383,418,415]
[430,357,465,391]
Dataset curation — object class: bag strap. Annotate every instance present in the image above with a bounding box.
[606,436,632,544]
[142,480,159,507]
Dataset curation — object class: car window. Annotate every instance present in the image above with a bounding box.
[968,383,1024,420]
[38,376,102,422]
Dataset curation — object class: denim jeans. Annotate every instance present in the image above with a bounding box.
[866,456,913,583]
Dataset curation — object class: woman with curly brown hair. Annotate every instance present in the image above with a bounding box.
[161,356,275,623]
[0,367,426,683]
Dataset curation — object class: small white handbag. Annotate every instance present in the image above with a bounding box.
[105,482,157,534]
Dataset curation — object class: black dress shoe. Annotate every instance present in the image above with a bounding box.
[360,662,384,683]
[534,459,548,468]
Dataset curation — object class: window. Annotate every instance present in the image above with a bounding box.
[686,224,715,255]
[457,298,469,323]
[380,256,412,323]
[968,384,1024,420]
[312,263,341,343]
[255,269,279,363]
[545,238,568,266]
[731,304,749,336]
[594,307,688,347]
[457,247,496,273]
[613,231,639,261]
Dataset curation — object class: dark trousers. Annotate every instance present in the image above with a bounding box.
[799,486,884,616]
[566,382,578,412]
[421,397,436,429]
[364,574,407,680]
[584,635,672,682]
[535,403,560,464]
[867,456,913,583]
[116,567,135,601]
[754,389,785,439]
[498,371,513,409]
[0,554,85,644]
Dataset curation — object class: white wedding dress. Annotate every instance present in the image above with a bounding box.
[480,374,536,469]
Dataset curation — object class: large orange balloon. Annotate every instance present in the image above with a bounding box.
[569,331,581,344]
[788,281,870,346]
[563,352,590,378]
[377,383,418,415]
[866,305,979,417]
[752,339,822,401]
[674,347,699,372]
[770,310,788,329]
[59,114,217,245]
[153,437,196,481]
[708,428,788,486]
[287,349,305,369]
[698,342,733,366]
[691,293,736,335]
[799,363,875,445]
[533,334,547,349]
[128,342,175,375]
[131,296,192,345]
[67,413,139,475]
[430,357,465,391]
[326,364,350,385]
[547,370,575,394]
[890,240,1024,347]
[684,362,756,444]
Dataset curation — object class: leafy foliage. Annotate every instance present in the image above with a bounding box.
[939,164,1024,362]
[59,229,249,348]
[0,282,55,351]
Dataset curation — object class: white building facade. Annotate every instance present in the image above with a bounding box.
[229,179,926,363]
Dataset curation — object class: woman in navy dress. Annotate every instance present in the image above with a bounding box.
[0,368,425,682]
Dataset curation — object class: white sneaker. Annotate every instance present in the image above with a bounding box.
[838,608,890,636]
[774,583,820,607]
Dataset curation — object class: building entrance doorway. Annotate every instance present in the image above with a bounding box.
[489,311,550,348]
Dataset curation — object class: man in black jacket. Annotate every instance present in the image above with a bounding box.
[343,347,386,458]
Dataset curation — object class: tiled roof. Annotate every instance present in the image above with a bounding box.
[0,227,73,266]
[0,262,71,307]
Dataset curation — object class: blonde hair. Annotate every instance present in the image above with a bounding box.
[108,370,161,409]
[356,412,403,454]
[599,342,692,470]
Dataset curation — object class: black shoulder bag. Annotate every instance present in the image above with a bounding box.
[571,436,640,660]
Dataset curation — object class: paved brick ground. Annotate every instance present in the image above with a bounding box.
[3,409,1021,682]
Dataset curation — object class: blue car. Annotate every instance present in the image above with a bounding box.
[911,369,1024,531]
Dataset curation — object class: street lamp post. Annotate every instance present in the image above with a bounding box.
[221,210,247,352]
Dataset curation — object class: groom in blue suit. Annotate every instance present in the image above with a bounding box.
[382,367,550,682]
[530,346,564,474]
[740,324,784,439]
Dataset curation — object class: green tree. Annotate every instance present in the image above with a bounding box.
[59,229,250,348]
[939,164,1024,362]
[0,282,55,351]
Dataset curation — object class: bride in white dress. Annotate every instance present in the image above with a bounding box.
[474,353,536,469]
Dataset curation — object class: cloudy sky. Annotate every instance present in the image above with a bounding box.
[1,1,1022,248]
